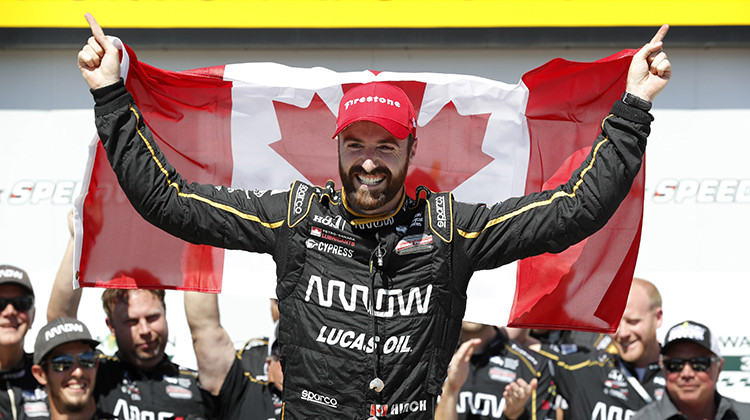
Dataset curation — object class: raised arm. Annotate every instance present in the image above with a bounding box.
[47,209,82,321]
[184,291,236,396]
[626,24,672,102]
[77,13,121,90]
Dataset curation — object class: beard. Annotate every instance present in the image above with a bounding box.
[340,161,408,213]
[62,398,89,413]
[55,388,91,414]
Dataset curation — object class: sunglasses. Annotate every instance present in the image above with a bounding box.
[0,296,34,312]
[662,356,720,373]
[44,351,99,373]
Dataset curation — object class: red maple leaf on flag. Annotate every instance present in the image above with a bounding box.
[269,83,493,192]
[407,101,493,193]
[269,93,339,187]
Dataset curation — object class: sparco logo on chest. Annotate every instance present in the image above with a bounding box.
[301,390,338,408]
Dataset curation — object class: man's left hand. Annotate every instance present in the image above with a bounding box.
[626,24,672,103]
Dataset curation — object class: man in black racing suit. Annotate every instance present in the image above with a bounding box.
[78,15,672,420]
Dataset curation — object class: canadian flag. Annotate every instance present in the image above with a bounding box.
[74,39,641,332]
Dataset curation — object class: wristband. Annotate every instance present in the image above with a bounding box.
[621,92,652,112]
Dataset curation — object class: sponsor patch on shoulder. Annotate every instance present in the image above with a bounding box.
[395,234,433,255]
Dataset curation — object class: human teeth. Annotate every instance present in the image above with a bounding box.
[358,174,384,186]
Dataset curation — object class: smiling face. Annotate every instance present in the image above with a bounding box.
[663,342,722,411]
[106,289,168,372]
[0,284,34,350]
[33,341,97,415]
[338,121,416,215]
[612,280,663,367]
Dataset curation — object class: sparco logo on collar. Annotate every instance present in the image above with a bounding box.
[293,184,308,214]
[435,196,447,228]
[301,390,338,408]
[44,323,84,341]
[305,275,431,317]
[510,342,539,365]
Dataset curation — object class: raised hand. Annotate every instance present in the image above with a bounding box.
[503,377,538,420]
[77,13,121,90]
[444,338,480,394]
[626,24,672,103]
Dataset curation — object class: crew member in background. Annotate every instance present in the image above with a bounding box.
[435,322,557,420]
[31,317,110,419]
[0,264,49,419]
[540,278,666,419]
[49,211,214,419]
[633,320,750,420]
[185,292,280,419]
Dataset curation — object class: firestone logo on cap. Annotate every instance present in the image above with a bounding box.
[343,95,402,111]
[333,82,417,140]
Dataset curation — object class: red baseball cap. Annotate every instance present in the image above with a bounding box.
[333,82,417,140]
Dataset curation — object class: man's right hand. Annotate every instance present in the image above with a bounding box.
[77,13,121,90]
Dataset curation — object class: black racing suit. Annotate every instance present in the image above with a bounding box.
[539,348,666,420]
[0,353,49,419]
[92,80,652,419]
[215,338,282,420]
[94,353,214,420]
[450,329,557,420]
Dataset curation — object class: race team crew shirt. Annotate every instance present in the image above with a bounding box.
[450,329,556,420]
[220,355,281,420]
[540,348,666,420]
[94,353,214,419]
[0,353,49,419]
[217,340,281,420]
[92,80,652,419]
